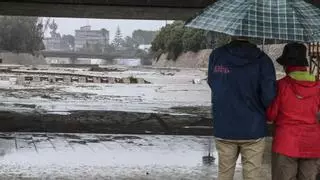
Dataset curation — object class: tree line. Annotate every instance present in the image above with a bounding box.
[0,17,287,59]
[151,21,208,60]
[0,16,46,53]
[150,21,289,60]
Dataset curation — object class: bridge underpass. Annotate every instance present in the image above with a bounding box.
[0,0,318,20]
[0,0,212,20]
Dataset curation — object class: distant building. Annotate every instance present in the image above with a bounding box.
[44,20,65,51]
[75,26,109,51]
[138,44,152,52]
[44,36,62,51]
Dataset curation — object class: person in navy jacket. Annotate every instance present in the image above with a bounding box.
[207,37,276,180]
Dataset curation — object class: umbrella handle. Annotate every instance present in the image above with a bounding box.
[262,37,266,51]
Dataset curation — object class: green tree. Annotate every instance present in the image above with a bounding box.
[123,36,138,50]
[182,28,206,52]
[132,30,157,45]
[165,22,184,60]
[0,16,45,53]
[112,26,124,50]
[151,21,201,60]
[61,34,75,51]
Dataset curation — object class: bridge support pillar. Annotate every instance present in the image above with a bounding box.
[70,57,77,64]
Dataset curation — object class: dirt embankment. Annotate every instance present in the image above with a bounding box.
[153,49,212,69]
[153,44,285,71]
[0,52,46,65]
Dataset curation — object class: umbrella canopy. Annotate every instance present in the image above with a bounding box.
[185,0,320,42]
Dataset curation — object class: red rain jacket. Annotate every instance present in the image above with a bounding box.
[267,67,320,158]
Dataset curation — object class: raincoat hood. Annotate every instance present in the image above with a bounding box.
[266,65,320,158]
[224,40,265,66]
[286,67,319,99]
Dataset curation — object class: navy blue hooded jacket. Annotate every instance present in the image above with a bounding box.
[208,40,276,140]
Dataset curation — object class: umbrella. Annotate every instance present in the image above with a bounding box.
[185,0,320,42]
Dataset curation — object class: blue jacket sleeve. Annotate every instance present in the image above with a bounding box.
[259,55,277,109]
[207,51,214,89]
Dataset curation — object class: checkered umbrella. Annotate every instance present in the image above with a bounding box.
[185,0,320,42]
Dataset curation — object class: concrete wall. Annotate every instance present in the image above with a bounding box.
[0,52,47,65]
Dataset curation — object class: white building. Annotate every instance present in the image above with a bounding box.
[75,26,109,51]
[43,20,67,51]
[43,37,62,51]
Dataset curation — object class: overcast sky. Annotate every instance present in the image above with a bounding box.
[46,18,172,40]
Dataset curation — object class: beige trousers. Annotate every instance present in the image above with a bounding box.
[215,138,266,180]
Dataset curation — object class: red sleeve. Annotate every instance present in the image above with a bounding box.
[266,80,283,122]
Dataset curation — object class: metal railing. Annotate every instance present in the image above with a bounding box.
[308,43,320,80]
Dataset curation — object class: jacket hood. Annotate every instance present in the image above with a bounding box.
[287,71,319,99]
[224,40,265,66]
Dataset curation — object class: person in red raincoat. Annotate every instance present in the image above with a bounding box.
[266,43,320,180]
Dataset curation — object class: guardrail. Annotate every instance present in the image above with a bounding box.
[308,43,320,80]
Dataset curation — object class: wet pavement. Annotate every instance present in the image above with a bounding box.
[0,133,272,180]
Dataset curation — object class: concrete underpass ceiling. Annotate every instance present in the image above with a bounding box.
[0,0,214,20]
[0,0,318,20]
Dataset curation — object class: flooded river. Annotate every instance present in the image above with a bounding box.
[0,66,214,134]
